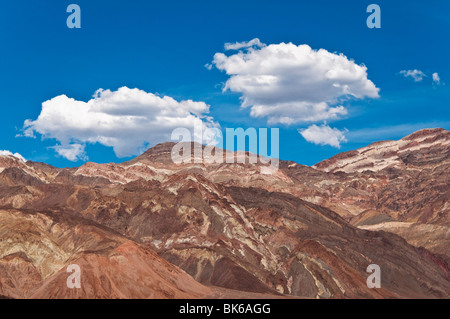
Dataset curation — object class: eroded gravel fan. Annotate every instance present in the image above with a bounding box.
[0,128,449,298]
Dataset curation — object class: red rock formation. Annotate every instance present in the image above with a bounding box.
[0,128,449,298]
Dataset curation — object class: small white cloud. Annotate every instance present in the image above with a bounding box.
[0,150,26,162]
[212,39,379,125]
[23,87,219,161]
[432,72,441,85]
[299,124,348,148]
[400,69,426,82]
[224,38,265,51]
[52,144,87,162]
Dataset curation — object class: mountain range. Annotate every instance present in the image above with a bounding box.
[0,128,449,298]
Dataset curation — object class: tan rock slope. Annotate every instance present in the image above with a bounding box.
[0,128,449,298]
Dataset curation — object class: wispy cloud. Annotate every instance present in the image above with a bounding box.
[52,144,87,162]
[400,69,426,82]
[432,72,441,85]
[224,38,265,51]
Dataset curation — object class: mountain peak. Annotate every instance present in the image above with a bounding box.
[402,127,448,140]
[313,128,450,173]
[123,141,207,165]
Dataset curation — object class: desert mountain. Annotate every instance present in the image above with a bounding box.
[312,128,450,261]
[0,128,449,298]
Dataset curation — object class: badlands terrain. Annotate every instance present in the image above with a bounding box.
[0,128,449,298]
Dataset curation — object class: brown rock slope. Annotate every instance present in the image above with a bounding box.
[141,129,450,262]
[0,208,210,298]
[311,128,450,261]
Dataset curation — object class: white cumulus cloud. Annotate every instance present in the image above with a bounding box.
[212,39,379,125]
[0,150,26,162]
[400,69,426,82]
[23,87,219,161]
[299,124,348,148]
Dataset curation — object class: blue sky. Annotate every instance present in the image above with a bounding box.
[0,0,449,167]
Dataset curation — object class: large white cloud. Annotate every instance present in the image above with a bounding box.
[212,39,379,125]
[299,124,347,148]
[23,87,219,161]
